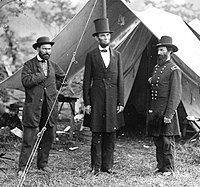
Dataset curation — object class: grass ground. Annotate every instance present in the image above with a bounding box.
[1,129,200,187]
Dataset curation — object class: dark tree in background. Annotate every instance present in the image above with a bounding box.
[145,0,200,22]
[27,0,77,37]
[0,0,24,103]
[0,0,28,70]
[3,25,18,65]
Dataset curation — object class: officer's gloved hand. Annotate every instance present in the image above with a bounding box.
[164,117,171,124]
[36,127,40,136]
[85,105,91,114]
[148,77,152,84]
[117,105,124,113]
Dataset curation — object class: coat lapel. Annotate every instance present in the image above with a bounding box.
[94,48,106,69]
[109,47,116,68]
[33,56,41,70]
[93,47,117,70]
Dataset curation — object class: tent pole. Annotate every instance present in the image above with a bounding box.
[102,0,107,18]
[145,40,151,136]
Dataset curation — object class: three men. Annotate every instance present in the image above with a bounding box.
[18,36,65,176]
[148,36,182,176]
[83,18,124,175]
[16,27,181,179]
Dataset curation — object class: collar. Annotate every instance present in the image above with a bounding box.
[37,55,43,61]
[166,56,171,61]
[157,59,171,67]
[36,55,47,62]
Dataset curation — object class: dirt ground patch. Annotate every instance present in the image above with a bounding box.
[1,129,200,187]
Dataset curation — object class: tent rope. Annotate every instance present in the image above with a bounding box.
[17,0,98,186]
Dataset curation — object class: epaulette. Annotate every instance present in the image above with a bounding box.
[171,66,179,71]
[155,64,159,68]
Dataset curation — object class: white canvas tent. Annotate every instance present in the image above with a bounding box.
[189,18,200,35]
[1,0,200,132]
[188,18,200,41]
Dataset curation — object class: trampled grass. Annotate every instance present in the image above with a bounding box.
[1,131,200,187]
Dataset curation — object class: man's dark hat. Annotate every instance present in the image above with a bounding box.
[92,18,113,37]
[7,103,20,111]
[32,36,54,50]
[155,35,178,52]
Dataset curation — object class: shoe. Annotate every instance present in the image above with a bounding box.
[102,169,117,175]
[90,167,100,176]
[162,171,173,176]
[153,168,162,174]
[39,166,53,173]
[94,169,100,176]
[17,170,23,178]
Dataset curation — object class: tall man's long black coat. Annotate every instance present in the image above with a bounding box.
[83,47,124,132]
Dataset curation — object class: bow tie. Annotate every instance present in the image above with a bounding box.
[100,49,108,52]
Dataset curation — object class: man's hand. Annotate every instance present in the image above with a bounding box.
[148,77,152,84]
[85,105,91,114]
[164,117,171,124]
[117,105,124,113]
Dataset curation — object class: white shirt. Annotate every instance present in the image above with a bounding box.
[37,55,48,76]
[99,45,110,68]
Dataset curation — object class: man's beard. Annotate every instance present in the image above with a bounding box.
[157,54,168,65]
[39,52,50,60]
[100,43,109,48]
[99,40,110,48]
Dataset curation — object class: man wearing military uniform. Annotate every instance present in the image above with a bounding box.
[148,36,182,176]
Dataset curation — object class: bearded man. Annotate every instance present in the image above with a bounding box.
[148,36,182,176]
[18,36,65,177]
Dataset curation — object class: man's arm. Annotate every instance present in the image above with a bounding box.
[117,52,124,110]
[165,68,182,121]
[83,53,92,106]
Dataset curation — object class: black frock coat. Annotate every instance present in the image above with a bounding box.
[83,47,124,132]
[21,56,65,128]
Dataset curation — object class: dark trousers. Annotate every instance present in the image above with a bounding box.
[91,132,116,171]
[153,136,175,172]
[18,125,54,170]
[18,96,54,170]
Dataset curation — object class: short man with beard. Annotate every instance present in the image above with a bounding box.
[83,18,124,175]
[18,36,65,176]
[148,36,182,176]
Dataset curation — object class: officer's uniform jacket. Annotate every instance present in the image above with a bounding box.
[83,47,124,132]
[148,60,182,136]
[21,56,65,128]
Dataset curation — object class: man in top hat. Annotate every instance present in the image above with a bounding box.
[148,35,182,176]
[17,36,65,176]
[83,18,124,175]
